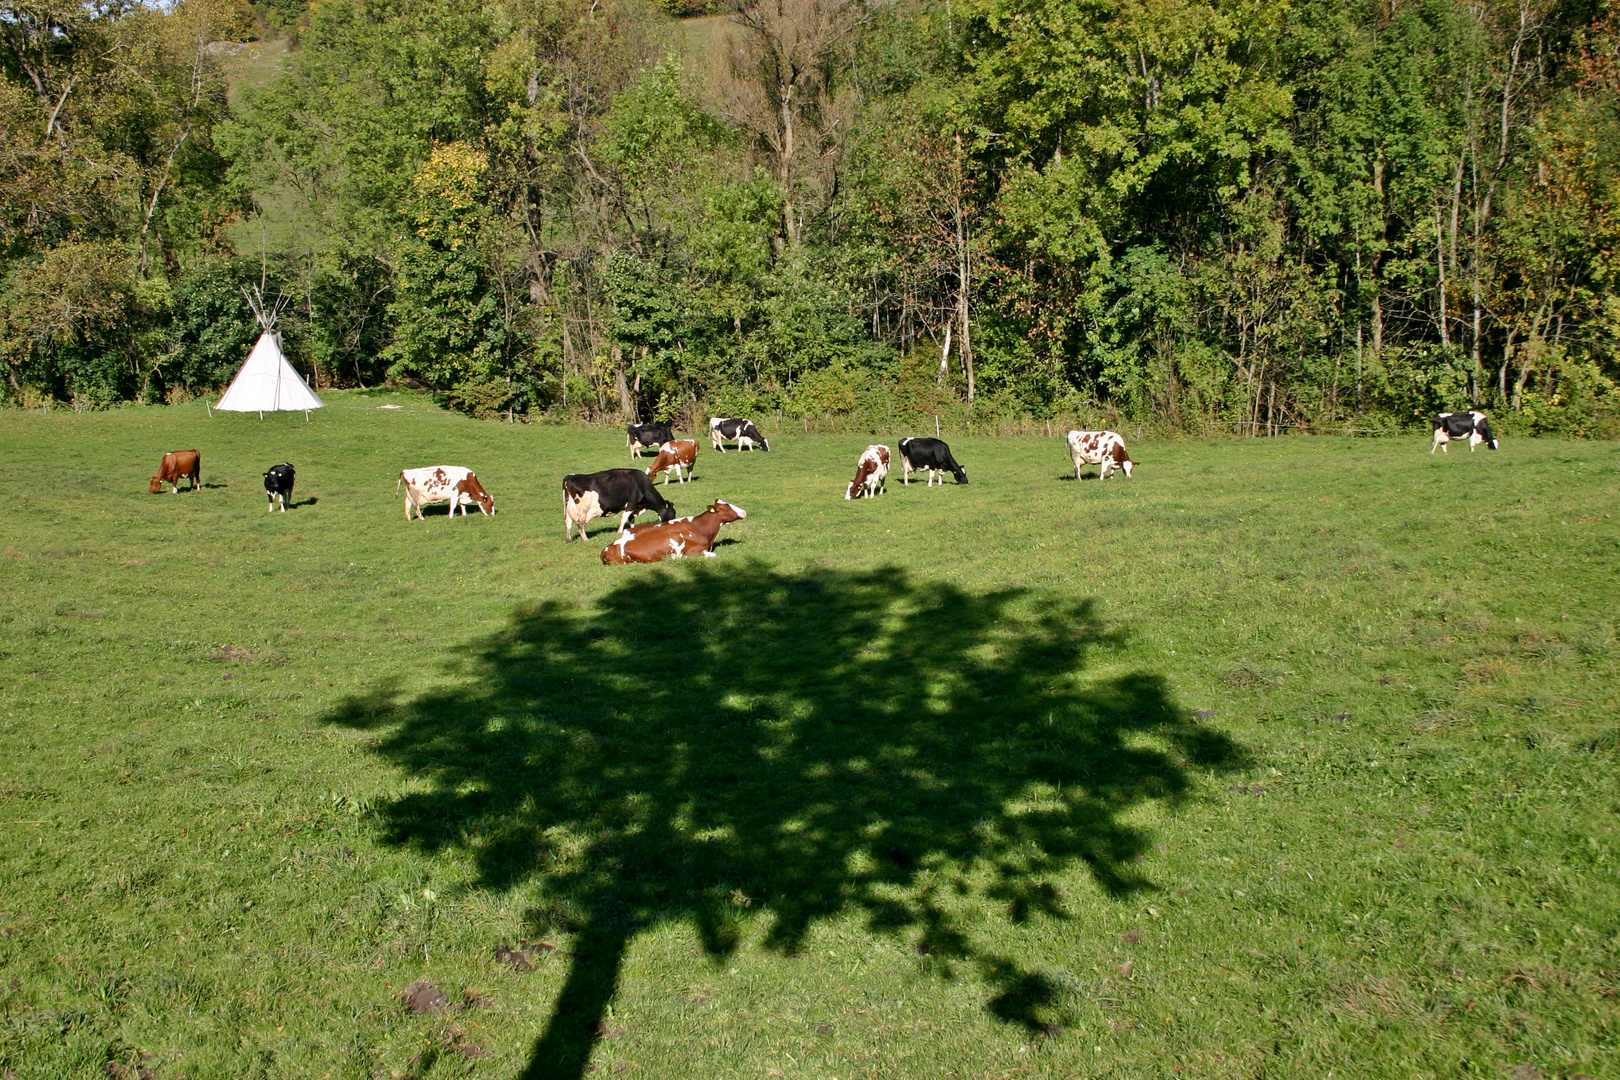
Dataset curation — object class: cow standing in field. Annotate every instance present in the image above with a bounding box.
[563,469,676,541]
[1431,411,1499,453]
[601,500,747,564]
[263,463,295,512]
[627,421,676,459]
[897,438,967,486]
[397,466,496,520]
[149,450,201,494]
[646,440,698,485]
[1066,430,1135,480]
[709,417,769,452]
[845,445,890,499]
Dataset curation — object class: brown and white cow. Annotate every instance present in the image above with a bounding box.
[397,466,496,521]
[1066,430,1134,480]
[646,439,698,485]
[845,445,890,499]
[601,500,747,564]
[149,450,201,494]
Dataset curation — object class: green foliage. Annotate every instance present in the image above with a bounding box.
[384,143,512,406]
[165,258,264,393]
[9,0,1617,436]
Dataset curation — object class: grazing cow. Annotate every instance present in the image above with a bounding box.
[627,421,676,459]
[149,450,201,494]
[1066,429,1135,480]
[602,500,747,564]
[263,463,296,512]
[397,466,496,521]
[845,445,890,500]
[1431,411,1499,453]
[646,439,698,485]
[897,437,968,486]
[563,468,676,541]
[709,416,769,453]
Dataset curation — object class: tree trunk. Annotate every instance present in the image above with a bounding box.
[1435,207,1449,347]
[613,345,632,418]
[1372,156,1385,357]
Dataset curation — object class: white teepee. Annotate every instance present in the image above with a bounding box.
[214,287,323,418]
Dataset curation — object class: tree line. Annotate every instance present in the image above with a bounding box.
[3,0,1617,434]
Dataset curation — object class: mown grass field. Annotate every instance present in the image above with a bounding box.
[1,394,1617,1080]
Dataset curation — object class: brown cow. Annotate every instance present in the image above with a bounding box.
[845,444,890,499]
[601,500,747,564]
[646,439,698,485]
[150,450,201,494]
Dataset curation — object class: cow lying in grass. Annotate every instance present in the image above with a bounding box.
[601,500,747,564]
[845,445,889,499]
[150,450,200,494]
[1066,429,1135,480]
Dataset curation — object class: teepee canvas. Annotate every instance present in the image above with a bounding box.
[214,288,323,417]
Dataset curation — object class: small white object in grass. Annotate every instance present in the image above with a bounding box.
[378,404,404,410]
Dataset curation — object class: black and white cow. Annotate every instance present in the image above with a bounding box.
[897,437,968,486]
[263,462,295,512]
[627,421,676,459]
[1431,411,1499,453]
[709,417,769,453]
[563,468,676,541]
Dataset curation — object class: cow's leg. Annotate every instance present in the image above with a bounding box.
[1469,432,1482,451]
[618,510,632,533]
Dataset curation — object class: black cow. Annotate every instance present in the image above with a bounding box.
[709,416,769,453]
[263,462,295,512]
[897,437,968,486]
[563,469,676,541]
[627,421,676,459]
[1431,411,1499,454]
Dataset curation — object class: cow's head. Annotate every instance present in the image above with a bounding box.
[952,464,969,484]
[148,476,163,494]
[710,500,747,523]
[656,503,677,523]
[476,491,496,515]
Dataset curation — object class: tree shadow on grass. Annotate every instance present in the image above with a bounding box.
[326,563,1244,1079]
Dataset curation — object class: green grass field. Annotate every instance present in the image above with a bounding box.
[1,395,1617,1079]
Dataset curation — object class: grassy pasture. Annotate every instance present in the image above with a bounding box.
[0,395,1617,1079]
